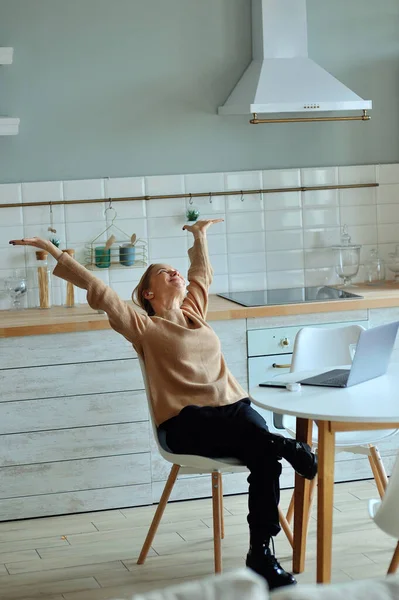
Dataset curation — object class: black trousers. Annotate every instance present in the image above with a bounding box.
[159,399,282,539]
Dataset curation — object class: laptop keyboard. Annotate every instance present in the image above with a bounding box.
[321,373,349,386]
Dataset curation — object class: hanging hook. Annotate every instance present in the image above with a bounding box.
[47,201,57,234]
[189,193,194,206]
[241,190,245,202]
[105,198,117,223]
[209,192,212,204]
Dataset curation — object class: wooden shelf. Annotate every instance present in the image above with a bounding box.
[0,117,20,135]
[0,47,13,65]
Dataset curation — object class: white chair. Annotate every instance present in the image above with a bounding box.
[282,324,398,525]
[369,452,399,574]
[136,357,293,574]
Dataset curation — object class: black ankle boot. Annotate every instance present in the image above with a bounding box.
[246,541,297,590]
[271,436,318,480]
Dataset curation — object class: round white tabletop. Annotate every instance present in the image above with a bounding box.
[249,362,399,423]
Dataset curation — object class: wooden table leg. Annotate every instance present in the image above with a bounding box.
[293,417,313,574]
[317,421,335,584]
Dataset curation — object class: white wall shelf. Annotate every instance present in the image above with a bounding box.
[0,47,13,65]
[0,47,19,135]
[0,118,20,135]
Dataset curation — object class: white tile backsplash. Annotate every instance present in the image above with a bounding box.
[22,181,63,204]
[303,208,340,229]
[226,212,262,234]
[227,232,265,254]
[265,209,302,231]
[303,190,338,208]
[267,249,304,271]
[2,163,399,306]
[301,167,338,186]
[63,179,105,200]
[339,187,376,206]
[340,205,377,227]
[184,172,224,194]
[145,174,184,196]
[262,168,300,189]
[0,183,21,206]
[265,230,303,252]
[149,236,188,260]
[303,228,341,248]
[105,176,145,199]
[377,164,399,185]
[65,202,105,223]
[264,191,301,211]
[267,270,305,289]
[147,216,184,238]
[228,252,266,275]
[338,165,376,185]
[377,204,399,224]
[0,206,23,227]
[229,272,267,292]
[147,197,186,218]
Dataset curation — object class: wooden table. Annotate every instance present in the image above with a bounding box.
[250,364,399,584]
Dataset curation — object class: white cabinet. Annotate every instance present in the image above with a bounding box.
[0,330,151,521]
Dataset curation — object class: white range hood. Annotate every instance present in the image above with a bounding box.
[218,0,372,122]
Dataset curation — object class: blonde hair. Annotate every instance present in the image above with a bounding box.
[132,264,158,316]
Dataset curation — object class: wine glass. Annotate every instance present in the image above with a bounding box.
[4,275,27,310]
[333,246,361,287]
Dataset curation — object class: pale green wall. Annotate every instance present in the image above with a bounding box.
[0,0,398,184]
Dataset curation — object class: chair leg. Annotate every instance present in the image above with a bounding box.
[218,472,225,540]
[137,464,180,565]
[369,445,389,495]
[285,475,317,525]
[279,507,293,548]
[286,493,294,525]
[211,472,222,573]
[368,454,385,499]
[388,541,399,574]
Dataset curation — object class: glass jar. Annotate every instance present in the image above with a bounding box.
[387,245,399,282]
[331,225,361,287]
[365,248,385,285]
[30,250,52,309]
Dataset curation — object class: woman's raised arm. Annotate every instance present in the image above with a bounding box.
[9,237,148,345]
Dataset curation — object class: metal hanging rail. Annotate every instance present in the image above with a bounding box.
[250,110,371,124]
[0,182,378,209]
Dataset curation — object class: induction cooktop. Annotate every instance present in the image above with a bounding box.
[217,287,363,307]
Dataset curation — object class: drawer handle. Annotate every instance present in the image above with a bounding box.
[272,362,291,369]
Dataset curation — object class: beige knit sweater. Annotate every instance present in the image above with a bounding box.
[53,236,247,425]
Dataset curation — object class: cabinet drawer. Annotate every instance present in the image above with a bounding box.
[248,354,291,387]
[248,320,368,357]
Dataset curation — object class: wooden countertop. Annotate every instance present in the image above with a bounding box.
[1,284,399,338]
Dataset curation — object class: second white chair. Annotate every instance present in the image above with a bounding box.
[136,357,293,574]
[282,324,398,525]
[369,451,399,574]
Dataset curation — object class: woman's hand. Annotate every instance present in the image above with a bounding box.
[183,219,224,236]
[9,237,63,259]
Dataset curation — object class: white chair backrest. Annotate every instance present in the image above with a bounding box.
[138,356,165,454]
[290,324,365,373]
[372,452,399,539]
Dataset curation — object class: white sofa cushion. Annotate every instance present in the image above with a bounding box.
[272,575,399,600]
[131,569,268,600]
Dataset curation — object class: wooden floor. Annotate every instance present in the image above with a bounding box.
[0,479,396,599]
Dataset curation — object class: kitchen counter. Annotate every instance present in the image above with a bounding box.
[2,283,399,338]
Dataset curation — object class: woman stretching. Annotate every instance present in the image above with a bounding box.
[10,219,316,590]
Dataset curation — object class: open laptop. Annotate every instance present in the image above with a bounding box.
[299,321,399,388]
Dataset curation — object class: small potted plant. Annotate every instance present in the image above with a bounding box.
[186,208,200,222]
